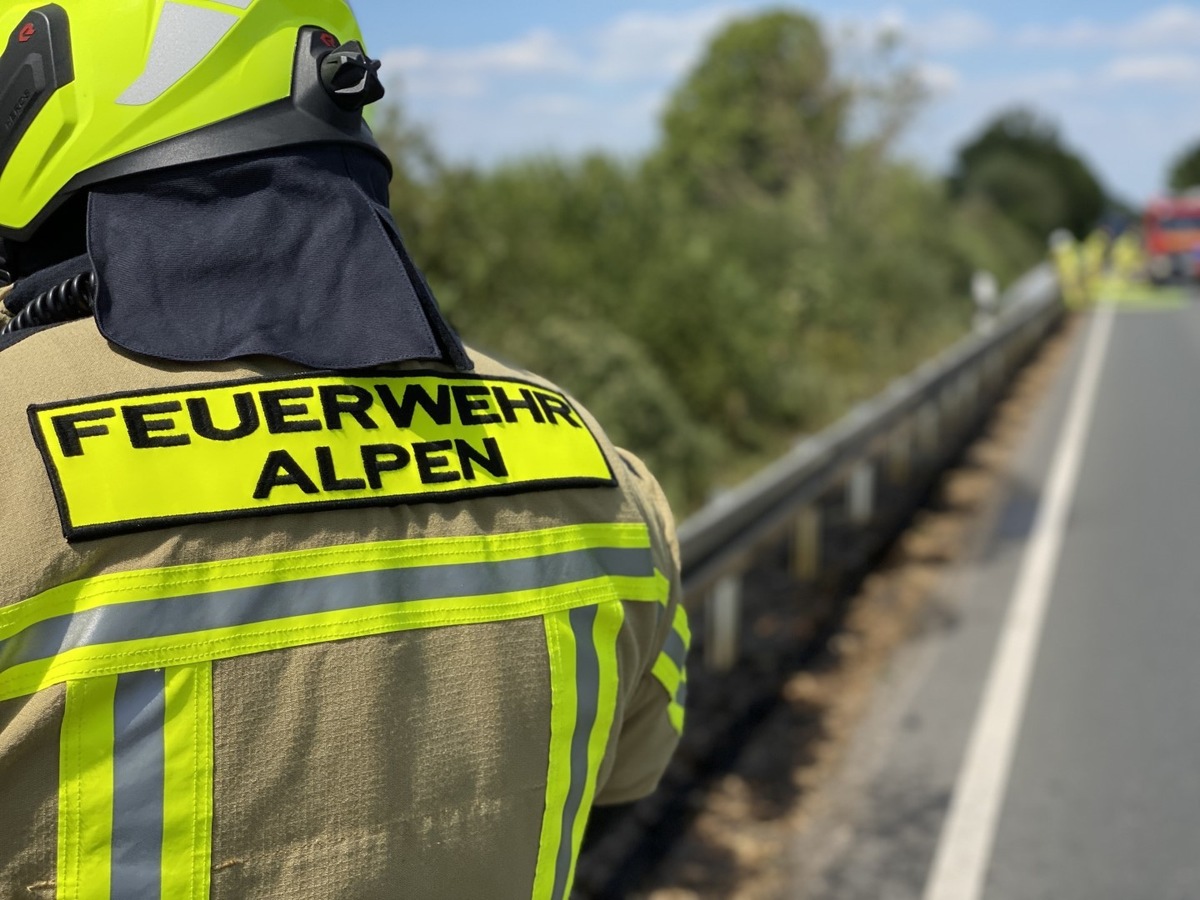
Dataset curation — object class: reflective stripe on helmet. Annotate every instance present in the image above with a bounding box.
[117,3,240,107]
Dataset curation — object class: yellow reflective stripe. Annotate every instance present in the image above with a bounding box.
[651,604,691,736]
[0,523,652,632]
[160,663,213,900]
[55,666,214,900]
[565,601,624,889]
[671,602,691,652]
[651,653,683,699]
[655,577,672,607]
[651,570,671,609]
[652,656,686,735]
[0,524,661,702]
[533,612,576,899]
[668,668,688,735]
[1,576,655,703]
[56,676,117,900]
[532,603,624,899]
[651,606,690,697]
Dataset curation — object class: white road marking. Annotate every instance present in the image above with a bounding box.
[921,303,1117,900]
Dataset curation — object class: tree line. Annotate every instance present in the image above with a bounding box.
[379,11,1108,513]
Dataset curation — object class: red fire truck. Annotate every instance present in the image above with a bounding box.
[1144,193,1200,282]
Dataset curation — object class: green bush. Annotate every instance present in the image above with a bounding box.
[381,12,1047,514]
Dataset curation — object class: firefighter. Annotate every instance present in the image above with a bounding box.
[1049,228,1087,307]
[0,2,688,897]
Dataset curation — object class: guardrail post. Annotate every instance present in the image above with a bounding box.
[919,401,940,459]
[888,425,912,484]
[964,369,980,414]
[790,506,821,580]
[706,575,742,672]
[983,350,1002,392]
[940,387,955,435]
[956,374,973,428]
[944,382,960,432]
[848,462,875,525]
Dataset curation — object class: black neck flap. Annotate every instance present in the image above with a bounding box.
[85,146,471,372]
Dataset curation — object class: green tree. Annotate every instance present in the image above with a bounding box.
[654,9,849,202]
[950,108,1106,242]
[1167,139,1200,193]
[371,19,1045,514]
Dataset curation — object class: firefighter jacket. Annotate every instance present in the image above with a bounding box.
[0,319,689,899]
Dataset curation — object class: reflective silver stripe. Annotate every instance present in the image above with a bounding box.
[675,678,688,709]
[111,670,166,899]
[210,0,253,7]
[0,547,652,674]
[552,605,600,900]
[117,2,238,106]
[663,628,688,672]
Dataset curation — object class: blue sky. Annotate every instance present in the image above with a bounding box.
[353,2,1200,203]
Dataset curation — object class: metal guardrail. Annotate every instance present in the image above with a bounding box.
[678,262,1063,670]
[577,263,1064,898]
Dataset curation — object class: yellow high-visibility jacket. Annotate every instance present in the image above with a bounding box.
[0,320,688,899]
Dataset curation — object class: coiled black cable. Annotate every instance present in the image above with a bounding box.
[0,271,97,337]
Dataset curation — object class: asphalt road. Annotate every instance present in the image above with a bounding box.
[804,293,1200,900]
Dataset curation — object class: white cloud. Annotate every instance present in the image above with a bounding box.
[383,28,578,97]
[386,4,990,106]
[381,2,756,166]
[386,65,486,100]
[1016,19,1107,49]
[380,3,1200,203]
[919,11,997,53]
[833,8,996,54]
[1115,4,1200,47]
[1103,54,1200,85]
[471,30,578,74]
[1004,70,1087,96]
[380,7,741,166]
[916,62,960,94]
[398,31,573,75]
[384,6,736,101]
[514,94,590,118]
[1017,4,1200,49]
[590,7,736,82]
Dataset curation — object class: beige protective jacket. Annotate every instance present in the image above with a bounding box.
[0,320,688,899]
